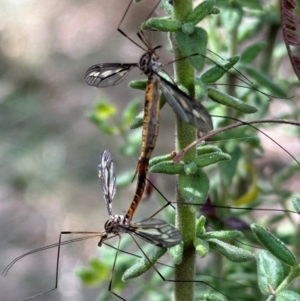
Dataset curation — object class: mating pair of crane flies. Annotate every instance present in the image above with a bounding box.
[85,27,213,222]
[5,1,299,300]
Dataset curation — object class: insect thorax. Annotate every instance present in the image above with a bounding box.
[104,214,128,234]
[139,51,162,77]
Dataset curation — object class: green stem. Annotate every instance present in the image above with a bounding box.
[171,1,196,301]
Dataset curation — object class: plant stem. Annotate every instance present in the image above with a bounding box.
[171,0,197,300]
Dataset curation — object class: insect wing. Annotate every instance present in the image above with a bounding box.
[98,150,116,216]
[158,75,213,132]
[85,63,138,87]
[122,218,182,248]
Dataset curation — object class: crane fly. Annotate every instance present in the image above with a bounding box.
[2,150,182,301]
[96,150,182,249]
[85,1,213,223]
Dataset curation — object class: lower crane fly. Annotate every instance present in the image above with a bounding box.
[2,150,182,301]
[85,1,213,223]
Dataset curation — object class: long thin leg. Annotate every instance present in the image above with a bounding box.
[3,231,103,301]
[107,235,128,301]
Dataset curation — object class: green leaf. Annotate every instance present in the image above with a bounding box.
[120,129,142,156]
[216,0,262,10]
[196,144,223,155]
[179,171,209,205]
[175,27,208,71]
[210,7,220,15]
[76,259,110,286]
[163,0,172,15]
[292,197,300,213]
[257,250,284,295]
[219,146,241,185]
[201,230,243,240]
[186,0,216,24]
[116,169,136,187]
[87,102,120,135]
[129,80,147,91]
[195,215,206,236]
[184,161,198,175]
[251,224,297,267]
[88,114,119,135]
[149,160,185,174]
[209,239,256,263]
[142,16,182,32]
[94,102,116,119]
[182,22,195,35]
[277,290,300,301]
[150,153,176,166]
[200,56,240,84]
[122,247,167,281]
[221,7,243,34]
[193,151,231,168]
[122,99,141,126]
[240,42,267,64]
[169,242,183,264]
[204,294,227,301]
[242,65,287,98]
[208,87,258,114]
[130,110,144,129]
[195,78,208,100]
[194,237,209,258]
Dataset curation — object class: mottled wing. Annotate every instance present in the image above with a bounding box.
[158,75,213,132]
[98,150,116,216]
[85,63,138,87]
[120,218,182,248]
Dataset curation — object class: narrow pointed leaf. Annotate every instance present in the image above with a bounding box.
[150,153,175,166]
[194,151,231,168]
[242,66,287,97]
[195,215,206,236]
[196,144,223,155]
[202,230,243,240]
[209,238,256,262]
[149,160,185,174]
[186,0,216,24]
[129,80,147,91]
[251,224,297,267]
[208,86,258,113]
[240,42,267,64]
[130,111,144,129]
[142,17,182,32]
[200,56,240,84]
[122,247,167,281]
[122,99,141,126]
